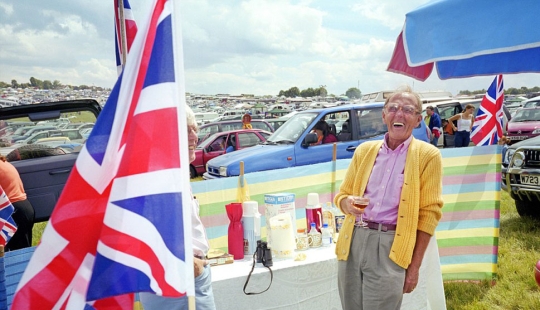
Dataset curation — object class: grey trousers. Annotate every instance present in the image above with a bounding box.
[338,226,406,310]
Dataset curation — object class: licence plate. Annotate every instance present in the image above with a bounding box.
[521,175,540,185]
[509,136,527,140]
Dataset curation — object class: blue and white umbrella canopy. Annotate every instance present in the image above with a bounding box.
[387,0,540,81]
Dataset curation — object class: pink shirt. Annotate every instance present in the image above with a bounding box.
[362,134,412,225]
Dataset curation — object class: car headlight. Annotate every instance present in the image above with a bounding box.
[511,151,525,168]
[219,166,228,177]
[533,128,540,134]
[504,149,515,164]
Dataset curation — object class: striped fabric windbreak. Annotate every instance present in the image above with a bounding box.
[437,146,500,281]
[192,145,501,281]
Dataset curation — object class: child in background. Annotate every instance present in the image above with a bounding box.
[442,119,454,135]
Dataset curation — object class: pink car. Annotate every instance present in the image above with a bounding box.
[506,108,540,144]
[190,129,271,178]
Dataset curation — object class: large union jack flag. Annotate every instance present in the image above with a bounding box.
[470,75,504,146]
[115,0,138,75]
[11,0,194,308]
[0,186,17,246]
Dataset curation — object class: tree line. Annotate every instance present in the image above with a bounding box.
[278,86,362,99]
[3,77,539,98]
[458,86,540,96]
[0,77,109,91]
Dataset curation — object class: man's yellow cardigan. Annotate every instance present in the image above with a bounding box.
[334,138,443,269]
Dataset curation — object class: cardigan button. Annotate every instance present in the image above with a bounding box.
[345,235,349,239]
[349,219,353,223]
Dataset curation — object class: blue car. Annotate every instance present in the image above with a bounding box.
[204,103,429,179]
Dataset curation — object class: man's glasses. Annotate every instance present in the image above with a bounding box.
[385,104,418,115]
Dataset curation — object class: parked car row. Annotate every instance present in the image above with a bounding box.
[0,99,101,222]
[203,102,430,179]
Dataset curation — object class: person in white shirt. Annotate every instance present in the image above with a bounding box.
[141,105,216,310]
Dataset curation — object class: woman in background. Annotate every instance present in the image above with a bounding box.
[0,155,35,250]
[448,104,475,147]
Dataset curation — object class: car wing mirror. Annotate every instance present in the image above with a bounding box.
[303,132,318,147]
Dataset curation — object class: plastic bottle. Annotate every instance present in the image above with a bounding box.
[321,223,332,247]
[308,222,322,248]
[322,202,335,236]
[241,201,261,255]
[332,202,345,242]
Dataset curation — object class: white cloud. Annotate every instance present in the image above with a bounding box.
[1,0,540,97]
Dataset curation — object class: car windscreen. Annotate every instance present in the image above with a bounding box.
[511,109,540,122]
[1,110,97,160]
[266,112,318,144]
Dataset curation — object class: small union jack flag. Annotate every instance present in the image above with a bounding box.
[471,75,504,146]
[0,186,17,246]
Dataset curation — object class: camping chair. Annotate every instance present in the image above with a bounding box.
[0,246,6,310]
[0,246,37,309]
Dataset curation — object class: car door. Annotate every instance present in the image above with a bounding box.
[1,99,101,222]
[205,134,228,161]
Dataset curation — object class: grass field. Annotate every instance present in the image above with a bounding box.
[31,190,540,309]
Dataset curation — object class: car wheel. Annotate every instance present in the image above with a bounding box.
[515,198,540,219]
[190,165,197,179]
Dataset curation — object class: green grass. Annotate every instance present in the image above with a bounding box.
[31,190,540,309]
[443,191,540,309]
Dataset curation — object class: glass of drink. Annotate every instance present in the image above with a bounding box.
[352,196,369,227]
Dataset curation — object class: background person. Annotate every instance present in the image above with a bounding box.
[0,155,35,250]
[334,86,443,310]
[311,120,337,145]
[242,113,252,129]
[448,104,475,147]
[424,106,442,147]
[140,105,216,310]
[499,135,510,164]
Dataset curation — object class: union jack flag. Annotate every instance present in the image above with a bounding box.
[115,0,138,75]
[12,0,194,308]
[471,75,504,146]
[0,186,17,246]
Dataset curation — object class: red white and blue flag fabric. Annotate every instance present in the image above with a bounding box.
[11,0,194,308]
[115,0,138,75]
[0,186,17,246]
[471,75,505,146]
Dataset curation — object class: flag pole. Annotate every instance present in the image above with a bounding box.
[118,0,128,71]
[331,142,337,203]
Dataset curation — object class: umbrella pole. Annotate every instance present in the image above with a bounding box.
[331,143,337,203]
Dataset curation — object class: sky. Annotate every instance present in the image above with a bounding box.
[1,0,540,97]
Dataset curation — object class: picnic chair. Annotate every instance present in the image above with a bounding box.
[0,245,37,309]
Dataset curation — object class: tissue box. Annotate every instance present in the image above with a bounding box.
[264,193,296,247]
